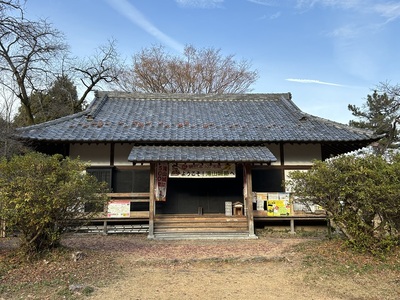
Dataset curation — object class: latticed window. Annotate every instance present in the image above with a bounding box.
[86,167,112,191]
[86,167,150,193]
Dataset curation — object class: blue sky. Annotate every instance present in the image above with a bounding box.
[25,0,400,124]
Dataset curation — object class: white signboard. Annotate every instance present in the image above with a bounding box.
[169,163,236,178]
[107,200,130,218]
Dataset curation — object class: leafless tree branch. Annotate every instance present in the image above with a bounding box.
[111,44,258,94]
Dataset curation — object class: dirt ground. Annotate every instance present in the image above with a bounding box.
[1,233,400,300]
[64,234,399,300]
[70,235,308,300]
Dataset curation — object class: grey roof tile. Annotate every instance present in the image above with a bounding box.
[128,145,277,163]
[17,92,377,143]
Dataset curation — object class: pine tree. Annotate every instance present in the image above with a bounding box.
[348,90,399,153]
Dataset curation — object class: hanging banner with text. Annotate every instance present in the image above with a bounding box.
[155,163,168,201]
[169,163,236,178]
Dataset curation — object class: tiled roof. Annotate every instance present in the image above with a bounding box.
[17,91,377,144]
[128,145,277,163]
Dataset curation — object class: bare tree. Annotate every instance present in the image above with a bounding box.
[0,0,68,125]
[113,45,258,94]
[72,39,123,111]
[0,84,25,157]
[0,0,21,13]
[378,81,400,100]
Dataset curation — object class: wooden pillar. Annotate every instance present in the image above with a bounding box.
[289,195,296,234]
[290,219,296,234]
[103,220,108,235]
[148,163,155,239]
[244,163,256,237]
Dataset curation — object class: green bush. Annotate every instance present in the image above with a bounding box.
[0,152,108,255]
[288,153,400,254]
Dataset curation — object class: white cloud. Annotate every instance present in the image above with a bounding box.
[329,25,360,39]
[247,0,279,6]
[286,78,344,87]
[250,0,400,23]
[175,0,224,8]
[296,0,400,23]
[373,2,400,22]
[269,11,282,19]
[296,0,362,10]
[105,0,184,53]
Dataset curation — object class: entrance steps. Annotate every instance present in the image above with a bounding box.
[153,214,255,240]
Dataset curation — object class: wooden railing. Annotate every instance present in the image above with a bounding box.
[107,192,150,202]
[70,192,151,234]
[106,192,150,219]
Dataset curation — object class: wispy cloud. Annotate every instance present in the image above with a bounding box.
[329,25,360,39]
[293,0,400,44]
[250,0,355,9]
[373,2,400,23]
[175,0,224,9]
[286,78,344,87]
[269,11,281,19]
[247,1,282,21]
[296,0,363,10]
[250,0,400,24]
[247,0,279,6]
[105,0,184,53]
[258,11,281,20]
[296,0,400,23]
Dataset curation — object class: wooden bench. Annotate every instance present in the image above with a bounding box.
[71,193,151,234]
[253,210,328,234]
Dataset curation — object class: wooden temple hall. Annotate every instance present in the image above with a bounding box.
[16,92,377,239]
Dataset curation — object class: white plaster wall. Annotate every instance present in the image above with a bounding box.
[284,144,321,165]
[70,144,110,166]
[114,143,133,166]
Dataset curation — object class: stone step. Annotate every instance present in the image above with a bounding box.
[155,222,247,228]
[155,227,248,233]
[155,215,246,222]
[153,232,256,240]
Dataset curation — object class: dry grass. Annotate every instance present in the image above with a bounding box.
[1,233,399,299]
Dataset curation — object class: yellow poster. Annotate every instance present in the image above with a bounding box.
[267,200,290,216]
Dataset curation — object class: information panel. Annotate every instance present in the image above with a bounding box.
[107,200,131,218]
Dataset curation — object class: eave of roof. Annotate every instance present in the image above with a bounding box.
[16,92,379,144]
[128,145,277,163]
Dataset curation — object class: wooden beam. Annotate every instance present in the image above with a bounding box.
[148,163,155,238]
[244,164,256,237]
[110,143,115,166]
